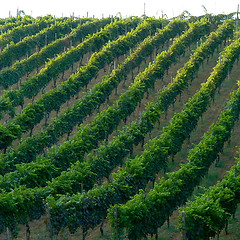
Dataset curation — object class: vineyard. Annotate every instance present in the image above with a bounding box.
[0,13,240,240]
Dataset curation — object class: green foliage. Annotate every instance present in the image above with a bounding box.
[45,18,215,236]
[107,72,240,239]
[0,123,21,150]
[179,158,240,239]
[0,18,196,236]
[0,18,104,89]
[0,17,142,151]
[0,17,237,239]
[0,17,82,69]
[0,17,163,173]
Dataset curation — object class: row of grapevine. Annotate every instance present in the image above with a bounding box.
[0,19,189,191]
[0,16,80,44]
[0,19,205,175]
[0,18,211,235]
[0,17,142,118]
[0,16,75,26]
[0,16,34,33]
[0,18,165,173]
[18,18,230,193]
[43,19,233,193]
[0,16,29,25]
[46,30,240,237]
[106,38,240,239]
[0,15,55,50]
[0,18,74,56]
[0,18,86,70]
[178,142,240,239]
[0,18,111,89]
[0,18,230,196]
[0,17,142,151]
[0,17,143,119]
[0,18,209,236]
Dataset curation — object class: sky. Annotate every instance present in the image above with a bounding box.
[1,0,239,19]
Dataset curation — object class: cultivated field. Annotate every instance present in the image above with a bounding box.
[0,13,240,239]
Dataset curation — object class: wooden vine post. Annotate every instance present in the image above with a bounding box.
[181,211,186,240]
[100,218,104,236]
[154,46,157,62]
[6,227,10,240]
[26,222,31,240]
[45,112,49,125]
[46,203,53,240]
[82,228,87,240]
[155,228,158,240]
[114,206,119,239]
[225,219,228,235]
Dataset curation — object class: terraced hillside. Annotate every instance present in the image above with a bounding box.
[0,14,240,240]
